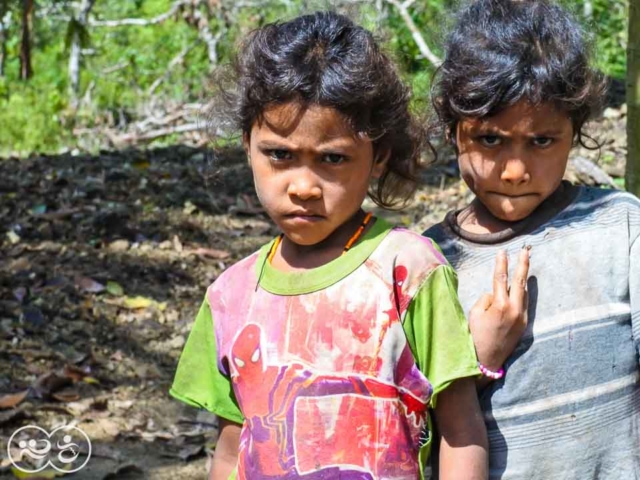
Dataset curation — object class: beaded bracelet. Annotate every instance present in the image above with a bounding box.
[478,362,505,380]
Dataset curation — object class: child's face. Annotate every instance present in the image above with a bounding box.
[456,100,573,222]
[245,102,384,246]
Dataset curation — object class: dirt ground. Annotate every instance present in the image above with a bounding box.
[0,106,628,479]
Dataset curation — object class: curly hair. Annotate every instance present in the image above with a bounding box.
[432,0,608,148]
[209,11,427,208]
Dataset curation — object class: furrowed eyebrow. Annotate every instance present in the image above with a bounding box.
[469,126,565,137]
[315,140,358,152]
[470,127,504,135]
[529,130,564,136]
[256,139,357,154]
[256,141,298,151]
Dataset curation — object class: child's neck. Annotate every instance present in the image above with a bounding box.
[458,199,513,235]
[271,210,370,272]
[454,181,578,241]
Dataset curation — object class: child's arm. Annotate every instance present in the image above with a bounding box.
[210,418,242,480]
[631,233,639,363]
[435,377,488,479]
[468,248,530,384]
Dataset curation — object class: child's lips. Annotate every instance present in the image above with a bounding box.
[284,212,325,223]
[490,192,536,199]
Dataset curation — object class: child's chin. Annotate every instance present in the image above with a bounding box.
[500,212,529,223]
[492,208,531,223]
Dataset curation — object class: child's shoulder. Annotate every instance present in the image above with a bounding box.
[564,186,640,228]
[576,186,640,210]
[376,226,451,281]
[384,226,448,260]
[421,219,448,245]
[207,247,264,293]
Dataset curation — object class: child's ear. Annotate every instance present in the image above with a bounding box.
[450,123,461,155]
[371,149,391,179]
[450,123,459,147]
[242,133,251,163]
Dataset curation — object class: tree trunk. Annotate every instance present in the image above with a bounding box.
[583,0,593,21]
[0,1,8,77]
[627,0,640,196]
[190,1,222,67]
[69,0,97,109]
[19,0,33,80]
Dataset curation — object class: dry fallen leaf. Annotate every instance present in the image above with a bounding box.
[102,463,143,480]
[0,406,29,426]
[13,287,27,303]
[162,443,205,462]
[7,230,21,245]
[102,295,166,311]
[106,281,124,296]
[50,391,81,403]
[62,364,91,382]
[123,296,167,311]
[11,465,69,479]
[189,247,230,260]
[75,276,106,293]
[0,390,30,410]
[172,235,183,252]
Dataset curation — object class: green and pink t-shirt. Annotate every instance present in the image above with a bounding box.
[171,218,479,479]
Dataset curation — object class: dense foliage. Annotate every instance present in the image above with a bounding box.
[0,0,629,156]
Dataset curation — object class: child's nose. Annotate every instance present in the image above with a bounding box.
[500,157,530,184]
[287,170,322,200]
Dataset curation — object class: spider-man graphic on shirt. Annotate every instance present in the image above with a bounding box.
[222,264,431,479]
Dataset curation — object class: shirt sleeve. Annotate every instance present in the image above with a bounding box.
[169,298,244,424]
[402,264,480,409]
[631,231,640,364]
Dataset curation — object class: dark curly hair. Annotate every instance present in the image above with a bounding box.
[210,11,427,208]
[432,0,607,148]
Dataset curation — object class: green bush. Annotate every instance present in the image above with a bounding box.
[0,0,630,156]
[0,81,71,155]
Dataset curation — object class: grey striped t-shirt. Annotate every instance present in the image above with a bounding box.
[424,184,640,479]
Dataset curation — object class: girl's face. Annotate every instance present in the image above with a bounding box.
[456,100,573,223]
[245,102,385,247]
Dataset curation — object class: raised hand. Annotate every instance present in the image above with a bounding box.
[468,247,530,378]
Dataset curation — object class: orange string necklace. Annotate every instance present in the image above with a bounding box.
[267,212,373,264]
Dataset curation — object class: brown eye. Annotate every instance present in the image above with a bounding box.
[479,135,502,147]
[533,137,553,147]
[267,149,292,161]
[262,148,293,163]
[323,153,346,165]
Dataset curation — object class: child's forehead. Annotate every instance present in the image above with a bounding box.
[255,102,362,141]
[462,101,571,132]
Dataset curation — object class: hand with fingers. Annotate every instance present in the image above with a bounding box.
[469,247,531,384]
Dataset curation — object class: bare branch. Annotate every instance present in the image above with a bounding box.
[148,41,199,95]
[118,123,202,144]
[101,61,129,75]
[90,0,188,28]
[188,3,226,66]
[385,0,441,67]
[69,0,98,108]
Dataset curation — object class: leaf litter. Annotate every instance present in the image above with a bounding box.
[0,112,627,478]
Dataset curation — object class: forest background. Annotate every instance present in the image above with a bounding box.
[0,1,633,478]
[0,0,629,156]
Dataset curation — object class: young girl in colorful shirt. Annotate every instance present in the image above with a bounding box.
[170,11,493,480]
[425,1,640,478]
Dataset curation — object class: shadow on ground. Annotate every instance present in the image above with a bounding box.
[0,145,276,479]
[0,109,626,477]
